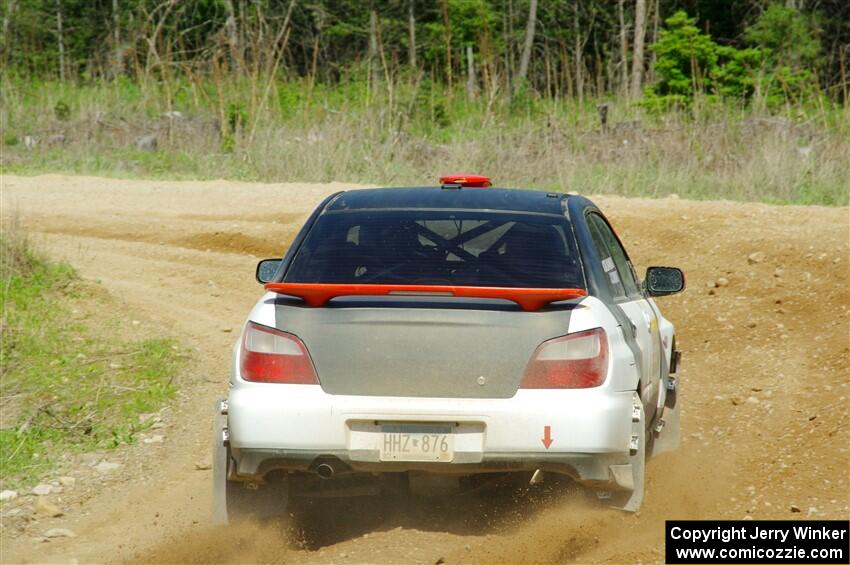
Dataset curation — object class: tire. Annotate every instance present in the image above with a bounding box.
[212,400,290,524]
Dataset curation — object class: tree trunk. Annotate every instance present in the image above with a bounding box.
[144,0,178,83]
[466,45,477,100]
[308,35,320,95]
[560,40,573,98]
[594,38,603,96]
[55,0,65,81]
[573,1,583,102]
[440,0,452,92]
[630,0,647,98]
[110,0,124,77]
[408,0,416,68]
[224,0,240,75]
[368,7,380,89]
[2,0,16,39]
[505,0,514,83]
[618,0,629,96]
[839,45,847,108]
[1,0,19,62]
[650,0,659,77]
[238,0,246,67]
[515,0,537,90]
[479,24,493,99]
[112,0,119,46]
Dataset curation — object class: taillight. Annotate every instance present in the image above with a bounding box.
[520,328,608,389]
[239,322,319,384]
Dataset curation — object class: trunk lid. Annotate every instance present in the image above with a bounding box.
[273,297,577,398]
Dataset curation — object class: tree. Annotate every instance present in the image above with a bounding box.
[745,4,820,69]
[645,11,719,106]
[644,9,797,108]
[744,4,821,104]
[440,0,451,91]
[223,0,241,75]
[466,44,476,99]
[514,0,537,90]
[630,0,647,98]
[408,0,416,68]
[368,5,380,88]
[2,0,19,63]
[0,0,844,105]
[55,0,64,80]
[617,0,628,95]
[109,0,122,77]
[573,0,584,101]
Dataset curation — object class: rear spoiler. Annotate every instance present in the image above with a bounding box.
[264,283,587,312]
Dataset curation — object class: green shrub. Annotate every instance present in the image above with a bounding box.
[226,102,248,133]
[277,83,303,119]
[53,101,71,121]
[644,11,720,108]
[411,78,451,131]
[745,5,820,69]
[744,5,821,106]
[645,7,822,109]
[644,11,765,108]
[713,46,766,99]
[221,134,236,153]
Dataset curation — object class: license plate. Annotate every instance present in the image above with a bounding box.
[379,424,454,462]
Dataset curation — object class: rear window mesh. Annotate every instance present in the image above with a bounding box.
[286,210,584,289]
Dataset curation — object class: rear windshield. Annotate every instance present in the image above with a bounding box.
[285,209,584,289]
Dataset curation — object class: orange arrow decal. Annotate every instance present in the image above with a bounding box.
[541,425,553,449]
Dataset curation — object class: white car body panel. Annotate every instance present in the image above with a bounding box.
[228,384,634,455]
[228,296,642,466]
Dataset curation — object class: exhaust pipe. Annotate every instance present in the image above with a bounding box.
[316,463,335,479]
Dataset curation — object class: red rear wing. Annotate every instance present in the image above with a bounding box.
[264,283,587,312]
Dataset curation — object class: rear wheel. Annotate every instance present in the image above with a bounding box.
[212,401,290,524]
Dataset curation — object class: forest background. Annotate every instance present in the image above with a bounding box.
[1,0,848,205]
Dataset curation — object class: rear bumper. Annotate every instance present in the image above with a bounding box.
[232,447,629,487]
[226,384,635,485]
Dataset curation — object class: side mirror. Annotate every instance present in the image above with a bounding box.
[256,259,282,284]
[645,266,685,297]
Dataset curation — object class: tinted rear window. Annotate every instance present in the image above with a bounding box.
[285,210,584,288]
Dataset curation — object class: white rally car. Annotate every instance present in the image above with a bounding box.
[213,175,684,523]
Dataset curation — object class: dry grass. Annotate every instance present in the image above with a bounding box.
[1,78,848,205]
[0,214,38,281]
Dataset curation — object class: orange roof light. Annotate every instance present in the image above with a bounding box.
[439,174,492,188]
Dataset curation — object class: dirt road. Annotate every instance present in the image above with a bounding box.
[1,174,848,564]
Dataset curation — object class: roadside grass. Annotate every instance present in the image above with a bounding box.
[0,219,184,489]
[1,77,848,206]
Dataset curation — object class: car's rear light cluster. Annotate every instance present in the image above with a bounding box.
[240,322,319,384]
[519,328,608,389]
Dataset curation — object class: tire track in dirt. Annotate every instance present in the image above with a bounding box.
[1,175,847,564]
